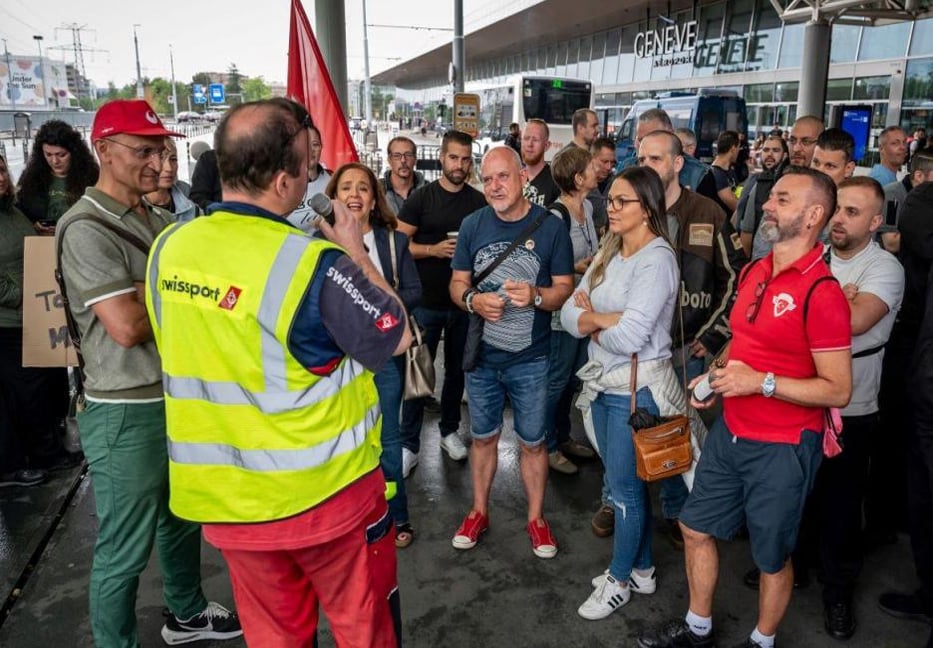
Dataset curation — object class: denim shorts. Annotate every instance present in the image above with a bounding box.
[465,356,548,447]
[679,415,822,573]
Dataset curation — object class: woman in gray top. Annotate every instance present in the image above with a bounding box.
[544,146,600,474]
[561,166,679,621]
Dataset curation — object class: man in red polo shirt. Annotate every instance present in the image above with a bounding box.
[638,167,852,648]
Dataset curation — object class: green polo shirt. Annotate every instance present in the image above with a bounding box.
[0,202,36,328]
[56,187,172,401]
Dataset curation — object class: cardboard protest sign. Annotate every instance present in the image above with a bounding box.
[22,236,77,367]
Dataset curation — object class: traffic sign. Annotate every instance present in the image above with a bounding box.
[194,95,207,105]
[193,84,206,105]
[209,83,225,103]
[453,93,480,138]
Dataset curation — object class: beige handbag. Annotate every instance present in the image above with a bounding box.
[387,232,436,400]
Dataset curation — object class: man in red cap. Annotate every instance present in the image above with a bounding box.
[55,100,242,648]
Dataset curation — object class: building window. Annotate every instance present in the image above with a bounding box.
[826,78,853,101]
[578,35,592,80]
[720,0,754,74]
[567,39,580,78]
[604,28,622,84]
[747,0,781,71]
[858,22,909,61]
[774,81,799,102]
[556,41,568,77]
[904,57,933,106]
[910,18,933,57]
[778,22,804,69]
[830,24,860,63]
[853,75,891,100]
[590,32,606,84]
[694,2,725,75]
[744,83,774,103]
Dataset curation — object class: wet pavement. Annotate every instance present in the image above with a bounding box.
[1,377,929,647]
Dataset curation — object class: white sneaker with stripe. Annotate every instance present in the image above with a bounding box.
[578,574,632,620]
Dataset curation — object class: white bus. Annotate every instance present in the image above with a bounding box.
[472,75,594,161]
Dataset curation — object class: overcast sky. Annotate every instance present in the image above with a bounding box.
[0,0,471,87]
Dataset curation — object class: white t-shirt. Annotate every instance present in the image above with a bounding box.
[362,230,385,278]
[829,242,904,416]
[286,170,333,232]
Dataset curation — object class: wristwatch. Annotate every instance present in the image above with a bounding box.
[761,372,776,398]
[465,291,477,314]
[533,287,543,308]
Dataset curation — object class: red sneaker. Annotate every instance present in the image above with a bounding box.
[452,510,489,550]
[527,518,558,559]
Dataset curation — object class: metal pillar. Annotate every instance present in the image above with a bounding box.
[133,25,144,99]
[362,0,372,123]
[453,0,464,94]
[797,19,831,120]
[315,0,349,115]
[169,44,178,119]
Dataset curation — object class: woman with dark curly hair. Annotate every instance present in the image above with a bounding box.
[15,120,99,232]
[325,162,421,548]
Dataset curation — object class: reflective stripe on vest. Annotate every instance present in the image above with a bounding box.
[163,358,364,414]
[168,403,379,471]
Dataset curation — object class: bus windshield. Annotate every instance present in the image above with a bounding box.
[521,77,593,125]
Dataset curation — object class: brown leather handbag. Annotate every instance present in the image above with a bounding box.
[628,355,692,482]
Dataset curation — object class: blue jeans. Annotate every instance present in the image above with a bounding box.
[465,357,549,446]
[591,388,659,581]
[374,356,408,526]
[544,329,589,452]
[400,306,468,453]
[658,353,705,519]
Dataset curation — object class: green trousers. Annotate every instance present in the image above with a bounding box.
[79,400,207,648]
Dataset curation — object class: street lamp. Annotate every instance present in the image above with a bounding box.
[133,25,144,99]
[33,35,49,107]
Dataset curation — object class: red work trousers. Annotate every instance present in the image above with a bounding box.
[221,503,399,648]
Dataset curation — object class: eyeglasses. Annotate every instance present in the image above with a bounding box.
[389,152,416,161]
[106,139,169,161]
[789,137,817,147]
[745,280,769,323]
[606,195,642,211]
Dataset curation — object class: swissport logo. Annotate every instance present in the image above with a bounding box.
[376,312,400,332]
[218,286,242,311]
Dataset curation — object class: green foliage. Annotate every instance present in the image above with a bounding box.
[242,76,272,102]
[226,64,242,95]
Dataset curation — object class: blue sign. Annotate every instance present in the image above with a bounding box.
[193,84,206,104]
[193,95,207,105]
[209,83,225,103]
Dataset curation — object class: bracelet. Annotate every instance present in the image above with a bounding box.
[465,291,476,314]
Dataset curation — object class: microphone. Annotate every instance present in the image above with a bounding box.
[308,193,334,225]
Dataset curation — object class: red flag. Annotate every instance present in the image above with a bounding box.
[287,0,358,169]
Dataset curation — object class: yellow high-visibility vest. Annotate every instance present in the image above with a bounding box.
[146,210,381,523]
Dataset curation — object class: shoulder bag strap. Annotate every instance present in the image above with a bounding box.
[387,229,399,289]
[55,213,154,367]
[628,244,689,416]
[473,212,547,287]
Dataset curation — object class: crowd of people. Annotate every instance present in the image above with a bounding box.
[1,96,932,648]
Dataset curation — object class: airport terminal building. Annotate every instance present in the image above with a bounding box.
[374,0,933,139]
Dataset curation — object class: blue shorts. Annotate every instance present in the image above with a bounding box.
[465,356,548,447]
[679,415,822,573]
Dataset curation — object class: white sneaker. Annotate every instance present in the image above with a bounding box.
[440,433,468,461]
[591,566,656,594]
[401,448,419,478]
[578,574,631,620]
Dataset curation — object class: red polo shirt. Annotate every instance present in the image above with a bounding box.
[724,244,850,444]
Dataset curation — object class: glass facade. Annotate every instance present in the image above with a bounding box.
[416,7,933,138]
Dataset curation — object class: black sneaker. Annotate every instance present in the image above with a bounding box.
[638,619,715,648]
[0,468,47,488]
[878,590,933,623]
[730,639,765,648]
[824,600,857,640]
[161,601,243,645]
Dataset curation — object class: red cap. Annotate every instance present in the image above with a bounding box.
[91,100,183,142]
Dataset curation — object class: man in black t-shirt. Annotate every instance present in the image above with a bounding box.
[397,130,487,473]
[521,118,560,207]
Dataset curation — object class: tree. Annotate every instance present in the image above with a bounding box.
[226,64,242,95]
[242,76,272,102]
